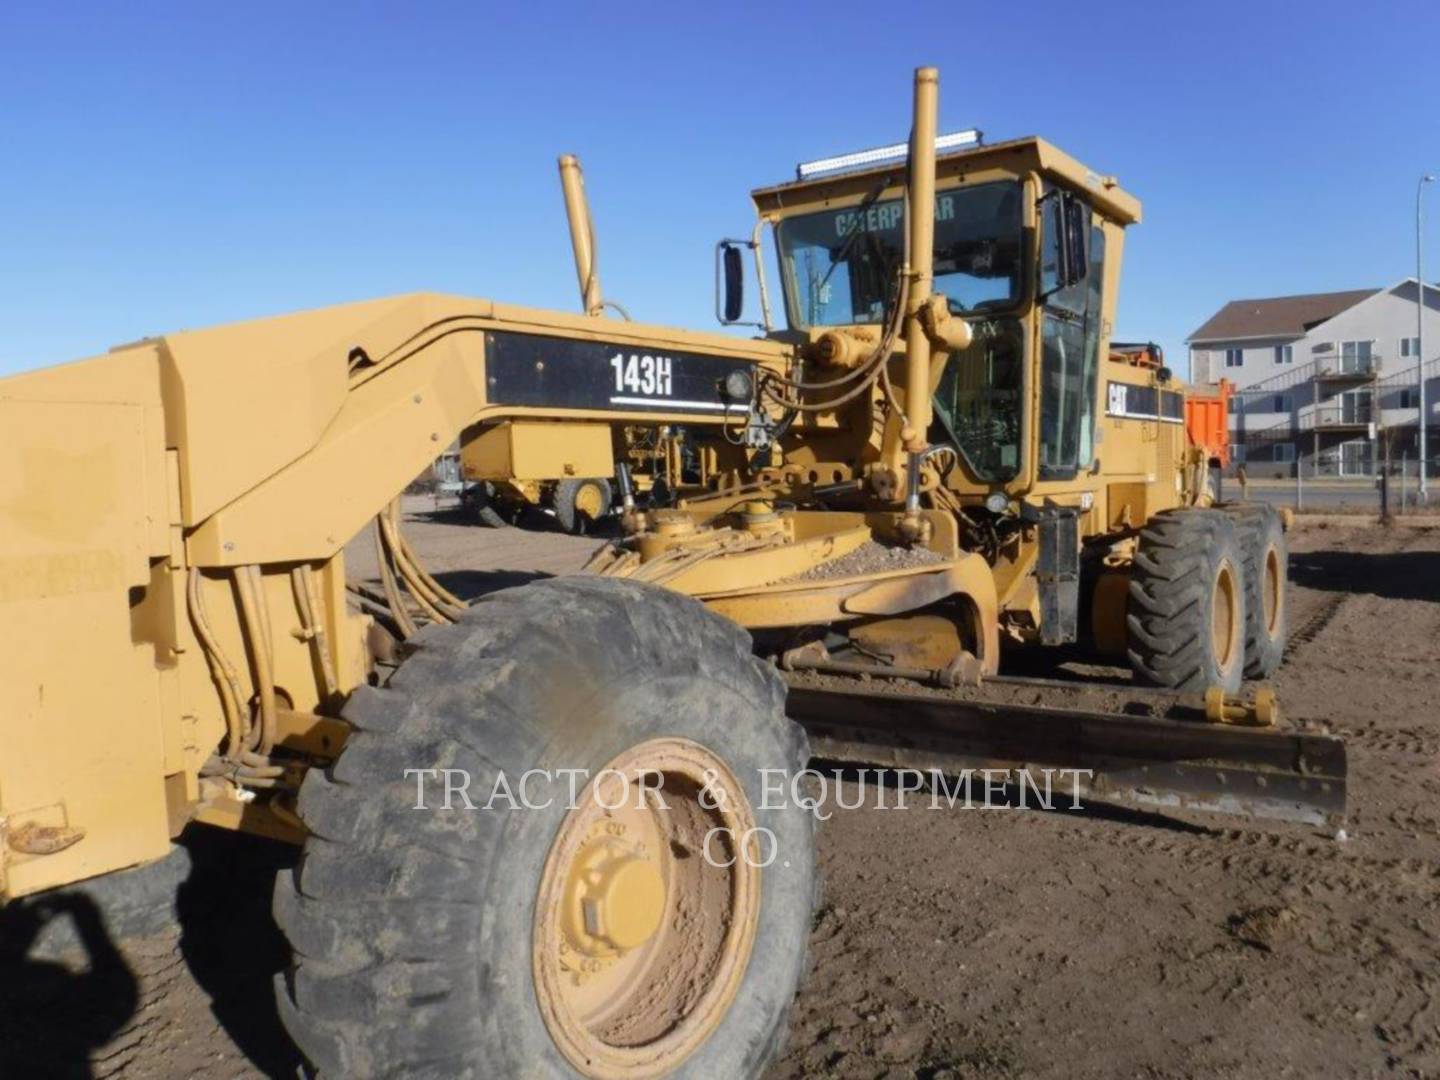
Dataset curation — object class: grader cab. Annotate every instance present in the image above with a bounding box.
[0,66,1342,1080]
[583,79,1271,696]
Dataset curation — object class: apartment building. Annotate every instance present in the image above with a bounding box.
[1188,280,1440,476]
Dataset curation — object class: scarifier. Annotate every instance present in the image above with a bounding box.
[0,66,1341,1079]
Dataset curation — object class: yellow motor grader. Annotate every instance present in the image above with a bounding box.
[0,67,1342,1079]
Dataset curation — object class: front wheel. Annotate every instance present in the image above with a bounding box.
[274,577,815,1078]
[1220,503,1288,678]
[1127,509,1247,693]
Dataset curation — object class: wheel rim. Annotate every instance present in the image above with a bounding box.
[1211,559,1240,672]
[533,738,761,1078]
[1263,546,1282,636]
[575,482,605,520]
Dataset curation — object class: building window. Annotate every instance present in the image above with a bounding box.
[1400,387,1419,409]
[1225,348,1243,368]
[1401,336,1420,358]
[1274,443,1295,464]
[1272,394,1292,413]
[1228,396,1239,415]
[1340,440,1372,476]
[1229,443,1246,463]
[1340,340,1374,373]
[1274,344,1293,364]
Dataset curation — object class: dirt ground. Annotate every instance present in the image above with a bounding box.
[3,503,1437,1079]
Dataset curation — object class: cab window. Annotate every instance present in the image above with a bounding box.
[775,180,1025,328]
[1038,211,1105,480]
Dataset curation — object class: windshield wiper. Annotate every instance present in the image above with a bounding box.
[815,176,893,300]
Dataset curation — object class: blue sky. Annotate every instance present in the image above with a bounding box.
[1,1,1436,378]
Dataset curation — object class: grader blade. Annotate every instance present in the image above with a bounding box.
[784,680,1347,828]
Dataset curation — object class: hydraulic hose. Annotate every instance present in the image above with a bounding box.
[291,565,340,700]
[373,516,417,639]
[187,568,247,756]
[234,565,279,756]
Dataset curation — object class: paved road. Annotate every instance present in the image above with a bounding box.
[1227,479,1428,513]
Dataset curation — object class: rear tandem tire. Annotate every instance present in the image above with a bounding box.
[273,577,815,1078]
[553,477,613,535]
[1220,503,1288,678]
[463,481,511,528]
[1127,508,1247,693]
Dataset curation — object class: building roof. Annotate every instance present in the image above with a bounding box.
[1187,288,1380,343]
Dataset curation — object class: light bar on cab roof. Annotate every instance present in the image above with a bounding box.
[795,129,983,180]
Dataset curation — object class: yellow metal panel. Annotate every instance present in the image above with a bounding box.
[185,327,490,565]
[507,420,613,480]
[464,424,514,477]
[702,556,999,647]
[0,344,171,562]
[1107,482,1149,529]
[0,401,154,598]
[0,400,171,897]
[464,421,615,482]
[161,300,373,525]
[162,292,500,526]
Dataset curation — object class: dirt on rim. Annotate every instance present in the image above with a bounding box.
[2,507,1437,1079]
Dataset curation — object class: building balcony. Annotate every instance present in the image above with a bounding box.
[1311,353,1380,384]
[1238,405,1377,443]
[1313,367,1378,385]
[1311,404,1375,431]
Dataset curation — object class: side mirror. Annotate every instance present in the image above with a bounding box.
[717,241,745,324]
[714,234,774,330]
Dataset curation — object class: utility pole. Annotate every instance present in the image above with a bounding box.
[1418,174,1435,504]
[1380,428,1392,524]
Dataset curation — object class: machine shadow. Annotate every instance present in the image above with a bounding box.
[175,828,303,1077]
[0,893,140,1078]
[408,502,475,527]
[1289,548,1440,602]
[997,642,1134,686]
[433,567,554,601]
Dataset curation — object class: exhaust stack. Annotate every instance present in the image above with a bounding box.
[902,66,939,454]
[558,154,604,317]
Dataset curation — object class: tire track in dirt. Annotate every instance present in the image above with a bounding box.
[1282,521,1417,659]
[1067,816,1438,901]
[1050,523,1440,1073]
[1330,722,1440,759]
[1054,808,1440,1069]
[92,939,190,1078]
[1285,591,1347,655]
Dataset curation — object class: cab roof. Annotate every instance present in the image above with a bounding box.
[750,135,1141,226]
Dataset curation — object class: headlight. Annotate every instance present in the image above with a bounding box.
[984,492,1009,514]
[721,369,753,402]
